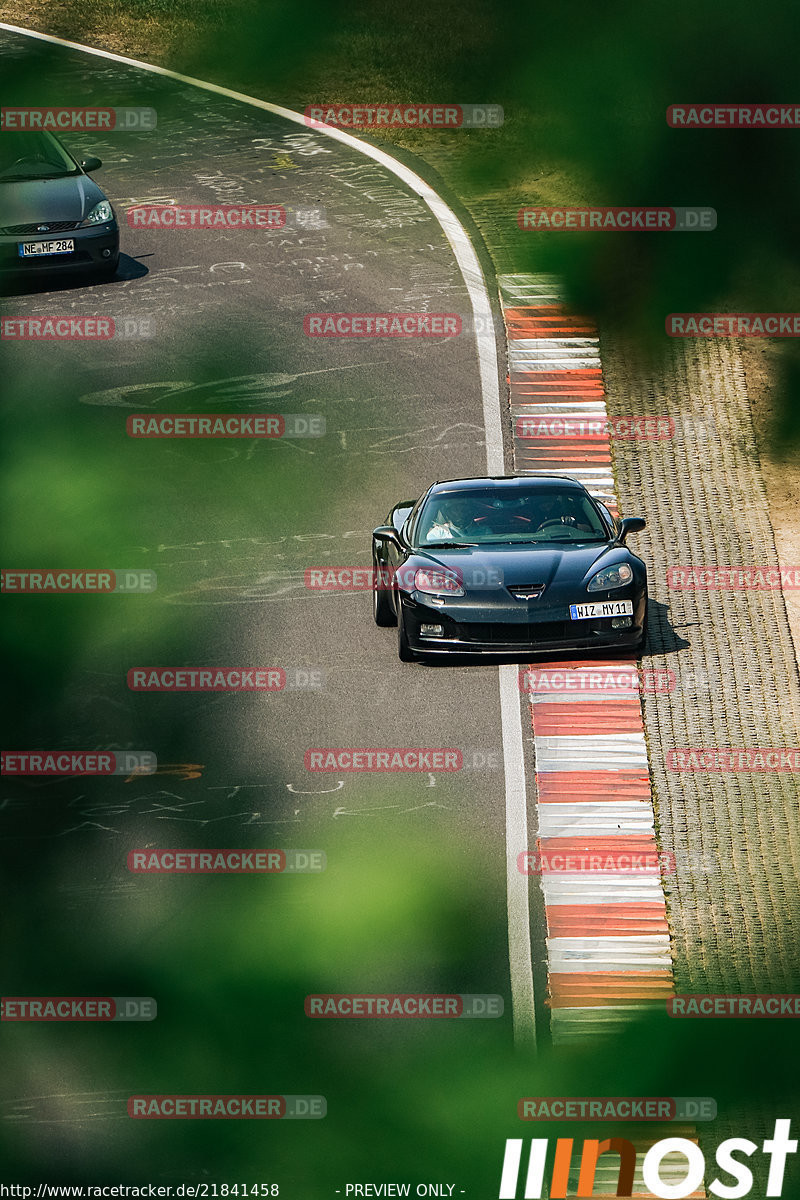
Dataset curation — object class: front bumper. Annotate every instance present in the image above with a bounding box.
[0,224,120,274]
[400,588,647,656]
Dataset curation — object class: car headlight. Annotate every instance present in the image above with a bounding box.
[80,200,115,226]
[414,568,464,596]
[587,562,634,591]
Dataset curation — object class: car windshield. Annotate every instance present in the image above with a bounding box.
[415,487,609,546]
[0,131,80,180]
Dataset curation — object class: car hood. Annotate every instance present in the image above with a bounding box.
[0,175,108,226]
[412,541,620,587]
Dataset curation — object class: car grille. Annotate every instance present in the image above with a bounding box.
[506,583,546,600]
[0,221,80,235]
[457,621,570,644]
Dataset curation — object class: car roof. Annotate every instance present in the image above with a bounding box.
[428,475,587,494]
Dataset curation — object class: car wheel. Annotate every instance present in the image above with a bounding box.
[372,549,396,626]
[634,598,649,656]
[397,603,416,662]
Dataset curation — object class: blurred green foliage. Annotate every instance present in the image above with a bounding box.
[2,1,800,1188]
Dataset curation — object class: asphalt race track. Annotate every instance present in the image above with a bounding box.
[7,21,800,1196]
[0,29,545,1181]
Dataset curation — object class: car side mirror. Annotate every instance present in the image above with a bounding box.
[373,525,403,550]
[81,156,103,173]
[618,516,646,542]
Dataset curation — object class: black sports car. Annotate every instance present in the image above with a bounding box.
[0,130,119,279]
[372,475,647,661]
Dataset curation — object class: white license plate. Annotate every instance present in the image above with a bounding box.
[570,600,634,620]
[18,240,75,257]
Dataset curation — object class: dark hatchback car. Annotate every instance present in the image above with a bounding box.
[0,130,119,279]
[372,475,647,661]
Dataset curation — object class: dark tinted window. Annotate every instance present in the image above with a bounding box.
[415,487,608,545]
[0,132,79,179]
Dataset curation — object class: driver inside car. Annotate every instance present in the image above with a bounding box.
[531,492,593,532]
[424,496,484,542]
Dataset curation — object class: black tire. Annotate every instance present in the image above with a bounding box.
[397,603,416,662]
[372,550,396,626]
[634,597,649,657]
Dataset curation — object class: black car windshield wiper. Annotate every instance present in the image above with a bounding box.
[552,537,608,544]
[488,535,608,545]
[0,171,71,181]
[416,540,480,549]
